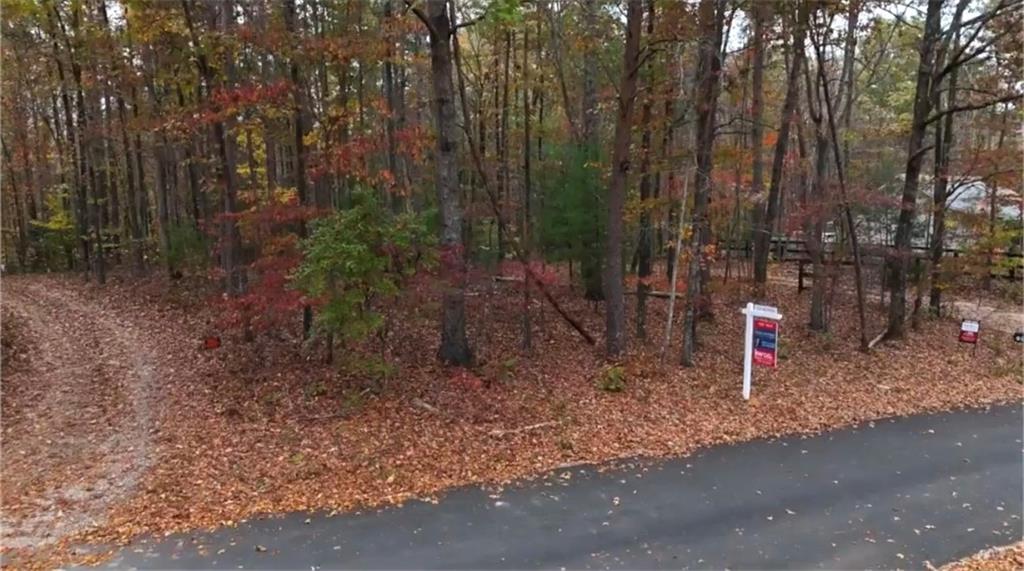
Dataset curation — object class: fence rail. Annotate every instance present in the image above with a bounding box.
[721,237,1022,291]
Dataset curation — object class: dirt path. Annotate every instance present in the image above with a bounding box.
[1,276,157,549]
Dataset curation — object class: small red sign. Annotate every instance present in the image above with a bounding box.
[959,320,980,344]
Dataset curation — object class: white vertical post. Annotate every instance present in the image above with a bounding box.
[742,302,754,400]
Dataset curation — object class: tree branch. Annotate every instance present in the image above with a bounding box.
[923,93,1023,128]
[403,0,436,37]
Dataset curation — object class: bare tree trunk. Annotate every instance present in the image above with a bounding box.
[116,93,144,276]
[581,0,600,144]
[749,1,770,289]
[756,1,809,292]
[1,139,29,268]
[885,0,943,340]
[804,63,829,331]
[580,0,603,301]
[182,0,246,295]
[604,0,644,359]
[175,84,203,230]
[929,26,962,314]
[811,12,869,351]
[383,0,404,213]
[663,46,684,280]
[522,24,533,352]
[681,0,725,367]
[48,6,91,276]
[153,136,175,277]
[662,177,690,360]
[283,0,314,336]
[67,5,103,282]
[635,0,656,342]
[497,29,512,261]
[417,0,472,365]
[129,83,150,237]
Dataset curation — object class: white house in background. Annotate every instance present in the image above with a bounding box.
[852,177,1022,249]
[944,179,1022,220]
[924,178,1022,249]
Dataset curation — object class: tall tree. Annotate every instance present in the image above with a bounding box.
[681,0,726,367]
[409,0,473,365]
[635,0,656,342]
[749,0,770,290]
[284,0,315,336]
[181,0,246,295]
[884,0,944,340]
[604,0,644,358]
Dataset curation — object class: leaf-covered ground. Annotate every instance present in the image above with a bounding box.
[939,542,1024,570]
[2,269,1021,568]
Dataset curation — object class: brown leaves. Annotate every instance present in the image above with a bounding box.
[939,542,1024,571]
[1,271,1021,570]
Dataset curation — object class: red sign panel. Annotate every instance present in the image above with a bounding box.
[752,318,779,368]
[959,320,979,344]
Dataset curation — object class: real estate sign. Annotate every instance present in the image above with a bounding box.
[752,318,779,367]
[959,320,980,344]
[740,303,782,401]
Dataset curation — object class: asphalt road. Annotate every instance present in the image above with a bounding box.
[104,404,1022,569]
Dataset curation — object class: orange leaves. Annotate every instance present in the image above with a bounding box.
[450,368,485,391]
[4,270,1022,570]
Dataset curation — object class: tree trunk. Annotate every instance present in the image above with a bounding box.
[182,0,246,295]
[284,0,314,337]
[580,0,603,301]
[522,24,533,352]
[804,65,830,331]
[2,139,29,268]
[810,8,869,351]
[116,93,145,276]
[176,84,203,230]
[681,0,725,367]
[929,26,962,314]
[421,0,472,365]
[635,0,656,342]
[498,29,512,261]
[756,2,808,291]
[604,0,644,359]
[885,0,943,340]
[749,1,770,289]
[383,0,404,213]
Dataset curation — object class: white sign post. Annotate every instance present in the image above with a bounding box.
[741,302,783,400]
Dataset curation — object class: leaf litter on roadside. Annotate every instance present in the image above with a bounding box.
[1,272,1021,569]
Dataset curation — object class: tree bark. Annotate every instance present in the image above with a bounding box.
[116,93,144,276]
[885,0,943,340]
[756,2,807,291]
[604,0,644,359]
[810,10,869,350]
[635,0,656,342]
[681,0,725,367]
[580,0,603,301]
[418,0,472,365]
[749,0,770,289]
[522,23,533,352]
[284,0,314,337]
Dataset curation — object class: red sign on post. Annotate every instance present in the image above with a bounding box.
[752,318,779,368]
[959,320,980,344]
